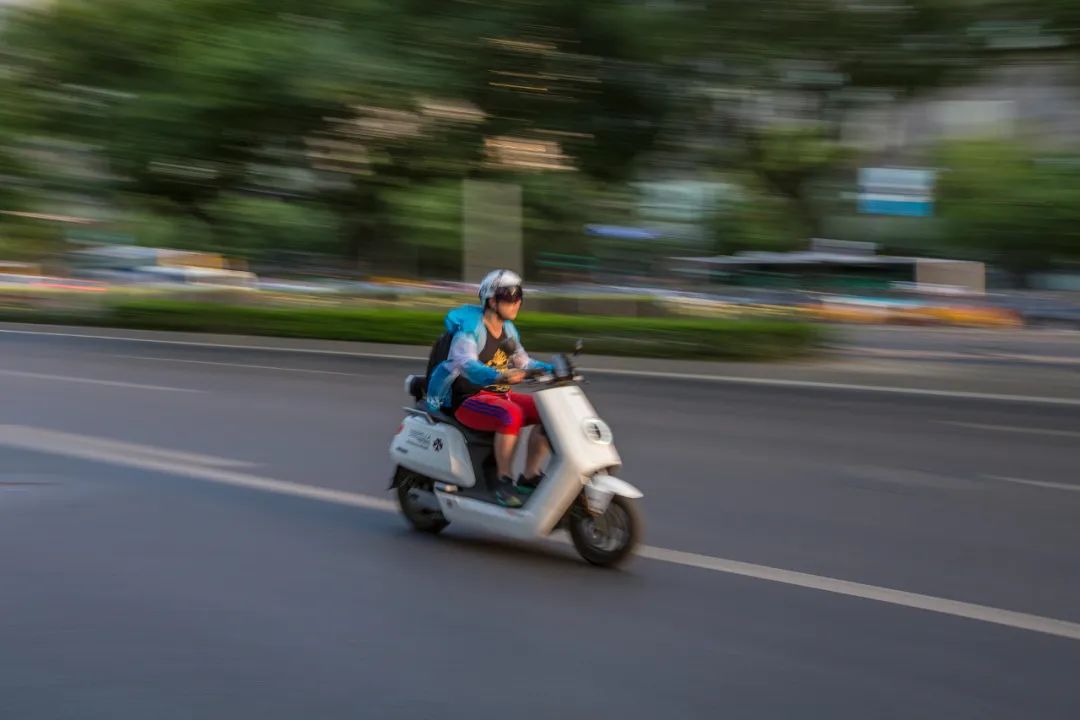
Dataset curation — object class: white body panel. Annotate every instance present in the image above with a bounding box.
[436,453,585,540]
[535,385,621,475]
[390,414,476,487]
[394,381,642,543]
[434,385,627,539]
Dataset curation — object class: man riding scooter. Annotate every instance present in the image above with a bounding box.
[425,270,554,507]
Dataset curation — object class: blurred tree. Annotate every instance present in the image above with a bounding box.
[0,143,26,216]
[1045,0,1080,48]
[0,51,35,214]
[1,0,448,261]
[4,0,1057,275]
[666,0,980,241]
[380,181,463,277]
[518,173,595,279]
[976,0,1080,51]
[6,1,424,199]
[741,126,849,238]
[207,195,342,260]
[707,175,806,256]
[121,203,215,254]
[0,0,683,269]
[937,139,1080,284]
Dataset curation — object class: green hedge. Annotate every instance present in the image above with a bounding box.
[4,298,826,360]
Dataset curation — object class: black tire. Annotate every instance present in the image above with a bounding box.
[569,495,641,567]
[396,473,449,534]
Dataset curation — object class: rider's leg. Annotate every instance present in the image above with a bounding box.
[455,393,525,506]
[493,432,519,478]
[508,393,548,481]
[523,425,549,479]
[455,393,524,455]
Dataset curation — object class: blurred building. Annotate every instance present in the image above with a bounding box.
[844,58,1080,154]
[671,239,986,295]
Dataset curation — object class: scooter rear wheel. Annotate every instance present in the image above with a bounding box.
[397,473,449,534]
[569,495,640,567]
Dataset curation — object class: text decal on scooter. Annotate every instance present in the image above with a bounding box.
[407,429,432,450]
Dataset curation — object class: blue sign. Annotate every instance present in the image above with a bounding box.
[584,225,661,241]
[858,168,935,218]
[858,196,933,217]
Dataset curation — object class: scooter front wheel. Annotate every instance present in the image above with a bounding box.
[397,473,449,534]
[569,495,641,567]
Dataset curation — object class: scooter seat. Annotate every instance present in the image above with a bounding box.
[418,402,495,447]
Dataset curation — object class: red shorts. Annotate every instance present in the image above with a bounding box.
[455,391,540,436]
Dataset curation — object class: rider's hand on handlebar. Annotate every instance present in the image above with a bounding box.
[502,369,527,385]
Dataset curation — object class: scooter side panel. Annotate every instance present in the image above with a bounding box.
[423,385,625,541]
[390,416,476,487]
[435,455,583,539]
[534,386,621,475]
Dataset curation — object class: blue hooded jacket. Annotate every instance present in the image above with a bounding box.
[425,305,553,411]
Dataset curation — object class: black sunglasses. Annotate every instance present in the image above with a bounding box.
[494,286,524,303]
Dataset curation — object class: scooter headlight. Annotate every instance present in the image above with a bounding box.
[581,417,613,445]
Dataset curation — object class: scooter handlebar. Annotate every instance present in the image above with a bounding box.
[522,369,554,385]
[522,360,583,386]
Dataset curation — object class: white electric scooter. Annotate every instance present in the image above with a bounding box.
[389,346,643,566]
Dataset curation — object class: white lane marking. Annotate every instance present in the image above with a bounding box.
[2,426,258,469]
[936,420,1080,439]
[845,347,1080,366]
[3,326,1078,407]
[0,328,422,361]
[584,367,1080,407]
[841,348,973,360]
[0,425,395,513]
[117,355,360,377]
[983,475,1080,494]
[634,545,1080,641]
[2,424,1079,643]
[0,368,202,393]
[989,353,1080,366]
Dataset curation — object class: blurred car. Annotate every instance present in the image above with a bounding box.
[130,266,258,289]
[0,273,107,291]
[992,295,1080,329]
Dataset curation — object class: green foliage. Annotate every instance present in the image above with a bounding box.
[22,298,824,360]
[1,0,1076,273]
[208,195,342,259]
[937,139,1080,278]
[708,176,806,255]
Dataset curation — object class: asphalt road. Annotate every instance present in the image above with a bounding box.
[834,325,1080,367]
[2,330,1079,719]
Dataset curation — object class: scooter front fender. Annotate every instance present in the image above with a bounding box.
[588,474,644,499]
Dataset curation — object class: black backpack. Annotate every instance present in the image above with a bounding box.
[408,331,453,401]
[426,331,453,383]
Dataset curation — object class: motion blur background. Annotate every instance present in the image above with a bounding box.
[0,0,1079,324]
[4,4,1080,718]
